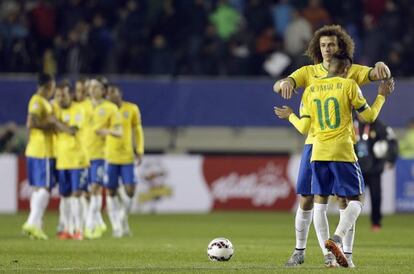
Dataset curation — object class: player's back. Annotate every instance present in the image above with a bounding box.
[303,76,360,162]
[25,94,54,158]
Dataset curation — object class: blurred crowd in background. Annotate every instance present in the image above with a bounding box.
[0,0,413,77]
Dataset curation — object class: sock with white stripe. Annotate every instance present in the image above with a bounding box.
[335,201,362,239]
[313,203,330,255]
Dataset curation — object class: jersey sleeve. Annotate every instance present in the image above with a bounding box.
[28,97,43,116]
[349,81,385,122]
[132,105,144,155]
[349,64,372,86]
[288,66,308,89]
[288,89,311,135]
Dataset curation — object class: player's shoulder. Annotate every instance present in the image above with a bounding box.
[350,63,371,71]
[122,101,138,111]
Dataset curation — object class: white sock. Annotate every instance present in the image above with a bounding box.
[86,195,98,230]
[95,195,104,227]
[294,207,313,250]
[106,195,121,231]
[58,198,65,231]
[335,201,362,239]
[80,195,89,228]
[27,190,40,226]
[71,197,82,232]
[36,188,50,228]
[314,203,330,255]
[60,197,71,232]
[340,209,355,253]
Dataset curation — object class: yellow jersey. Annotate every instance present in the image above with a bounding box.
[55,103,89,169]
[288,63,372,144]
[73,98,94,160]
[25,94,54,158]
[51,100,60,159]
[299,76,385,162]
[86,100,120,160]
[106,101,144,164]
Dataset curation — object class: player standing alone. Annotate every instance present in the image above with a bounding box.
[104,84,144,237]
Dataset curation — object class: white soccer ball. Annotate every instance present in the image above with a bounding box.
[207,238,234,262]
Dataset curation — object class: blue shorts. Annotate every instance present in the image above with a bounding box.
[311,161,365,197]
[296,145,313,195]
[58,169,88,196]
[27,157,57,189]
[89,159,105,185]
[104,163,136,190]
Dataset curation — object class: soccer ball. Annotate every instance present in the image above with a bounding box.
[207,238,234,261]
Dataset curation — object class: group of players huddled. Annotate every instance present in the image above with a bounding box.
[22,74,144,240]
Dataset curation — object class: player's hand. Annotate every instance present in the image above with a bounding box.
[279,80,297,99]
[135,154,142,166]
[373,62,391,80]
[378,78,395,97]
[274,106,293,119]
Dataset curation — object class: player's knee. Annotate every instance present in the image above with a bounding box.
[300,195,314,210]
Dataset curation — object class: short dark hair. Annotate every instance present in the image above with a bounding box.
[38,73,53,87]
[330,52,352,74]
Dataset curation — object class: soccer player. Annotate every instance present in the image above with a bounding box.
[273,25,391,267]
[22,73,56,240]
[73,77,94,227]
[84,79,121,239]
[54,84,89,240]
[275,53,394,267]
[104,84,144,237]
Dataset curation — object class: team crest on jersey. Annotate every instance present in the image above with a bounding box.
[63,114,70,122]
[75,113,82,122]
[123,111,129,118]
[99,108,105,116]
[32,102,39,110]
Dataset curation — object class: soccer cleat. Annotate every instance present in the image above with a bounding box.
[57,231,72,240]
[285,250,305,267]
[324,252,339,268]
[325,237,348,268]
[72,231,84,241]
[22,223,48,240]
[95,223,107,235]
[345,253,355,268]
[84,228,100,240]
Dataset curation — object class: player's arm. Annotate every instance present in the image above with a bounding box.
[354,79,394,123]
[274,106,311,135]
[95,109,122,137]
[273,67,307,99]
[369,62,392,81]
[132,105,144,165]
[26,113,54,130]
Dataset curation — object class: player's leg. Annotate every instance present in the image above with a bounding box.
[70,169,86,240]
[311,161,338,267]
[285,145,314,267]
[326,162,365,268]
[119,164,136,236]
[79,169,89,230]
[57,170,72,239]
[337,197,356,267]
[85,160,105,239]
[23,157,51,240]
[105,163,123,237]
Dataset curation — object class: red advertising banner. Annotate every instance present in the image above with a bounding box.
[203,155,296,211]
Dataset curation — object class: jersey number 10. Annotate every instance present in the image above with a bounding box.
[313,97,341,130]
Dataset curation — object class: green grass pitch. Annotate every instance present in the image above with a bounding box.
[0,212,413,273]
